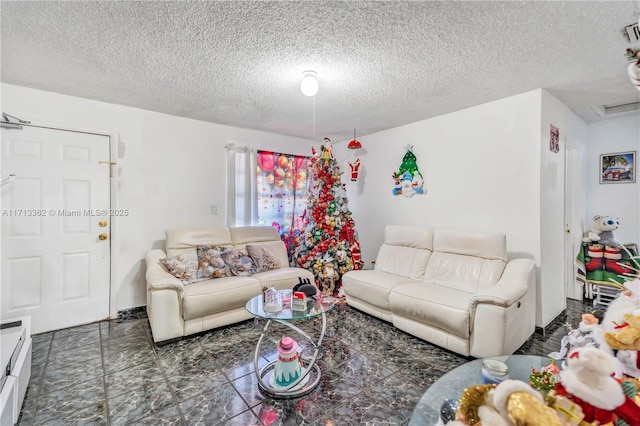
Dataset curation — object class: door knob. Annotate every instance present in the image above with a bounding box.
[98,220,107,227]
[98,233,108,241]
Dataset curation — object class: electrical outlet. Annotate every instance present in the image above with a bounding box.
[211,204,219,215]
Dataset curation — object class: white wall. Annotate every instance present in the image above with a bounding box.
[1,83,315,311]
[336,90,594,327]
[584,115,640,245]
[335,90,545,311]
[539,90,587,324]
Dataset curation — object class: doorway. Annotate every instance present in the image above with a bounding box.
[1,124,112,333]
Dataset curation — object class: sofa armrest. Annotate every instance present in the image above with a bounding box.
[470,258,535,309]
[146,249,185,293]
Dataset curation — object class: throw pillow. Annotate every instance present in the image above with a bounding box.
[196,245,233,279]
[246,244,281,272]
[160,252,199,284]
[221,248,258,276]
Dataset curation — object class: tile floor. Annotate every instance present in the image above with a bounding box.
[17,298,593,426]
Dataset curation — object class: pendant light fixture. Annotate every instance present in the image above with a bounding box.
[300,71,319,97]
[347,129,362,149]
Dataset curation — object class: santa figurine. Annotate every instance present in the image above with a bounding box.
[555,346,640,426]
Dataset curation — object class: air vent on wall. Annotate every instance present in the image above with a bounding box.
[592,100,640,117]
[626,22,640,43]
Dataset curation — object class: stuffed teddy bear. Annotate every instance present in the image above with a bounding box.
[605,311,640,351]
[583,215,620,246]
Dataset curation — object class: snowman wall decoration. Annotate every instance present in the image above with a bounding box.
[392,145,425,197]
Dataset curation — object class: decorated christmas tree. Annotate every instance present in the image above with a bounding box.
[294,138,362,297]
[392,144,425,197]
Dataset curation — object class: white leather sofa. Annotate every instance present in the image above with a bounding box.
[342,225,536,358]
[145,225,314,343]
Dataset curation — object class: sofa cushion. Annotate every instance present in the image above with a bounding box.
[166,226,232,258]
[159,252,199,284]
[342,270,417,311]
[374,225,433,279]
[253,267,315,290]
[246,244,281,272]
[424,229,507,292]
[390,282,473,338]
[423,252,506,293]
[230,226,291,267]
[181,276,261,321]
[221,249,258,276]
[196,245,233,279]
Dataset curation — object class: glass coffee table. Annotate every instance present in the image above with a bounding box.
[409,354,551,425]
[245,293,335,398]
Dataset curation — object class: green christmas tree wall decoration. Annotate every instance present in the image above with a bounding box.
[294,138,362,297]
[392,144,425,197]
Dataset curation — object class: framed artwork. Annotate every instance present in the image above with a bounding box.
[549,124,559,153]
[600,151,636,184]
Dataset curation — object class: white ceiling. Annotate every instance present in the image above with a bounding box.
[2,1,639,141]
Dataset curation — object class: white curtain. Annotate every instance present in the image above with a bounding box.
[225,144,257,226]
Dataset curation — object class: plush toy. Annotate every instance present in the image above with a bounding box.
[602,280,640,333]
[555,346,640,426]
[605,311,640,351]
[583,215,620,246]
[549,313,602,366]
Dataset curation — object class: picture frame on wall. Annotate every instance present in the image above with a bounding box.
[600,151,636,184]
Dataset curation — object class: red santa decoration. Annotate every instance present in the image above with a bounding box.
[348,159,361,182]
[555,346,640,426]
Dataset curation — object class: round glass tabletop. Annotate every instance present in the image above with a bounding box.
[245,292,335,321]
[409,354,551,425]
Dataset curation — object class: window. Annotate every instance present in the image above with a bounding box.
[256,151,310,260]
[226,146,310,263]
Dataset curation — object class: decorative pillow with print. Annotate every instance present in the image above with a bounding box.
[246,244,281,272]
[160,251,199,284]
[221,248,258,276]
[196,245,233,279]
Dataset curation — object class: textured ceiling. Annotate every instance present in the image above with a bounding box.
[2,1,639,141]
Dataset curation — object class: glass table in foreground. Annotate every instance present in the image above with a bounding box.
[245,293,335,398]
[409,354,551,425]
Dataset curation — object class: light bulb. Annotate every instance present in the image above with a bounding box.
[300,71,318,97]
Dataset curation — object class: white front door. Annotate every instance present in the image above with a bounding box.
[1,125,111,333]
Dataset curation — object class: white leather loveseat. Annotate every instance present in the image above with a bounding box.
[342,225,536,358]
[145,225,314,343]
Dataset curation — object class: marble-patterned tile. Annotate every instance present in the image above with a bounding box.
[328,389,409,425]
[330,347,394,387]
[32,401,108,426]
[166,366,229,402]
[125,404,184,425]
[46,345,103,371]
[105,359,165,399]
[52,322,100,338]
[108,380,176,425]
[157,344,217,376]
[31,339,51,358]
[224,409,263,426]
[103,344,156,374]
[102,332,153,356]
[50,329,100,353]
[33,379,106,425]
[179,383,251,425]
[230,371,265,408]
[100,318,148,341]
[40,356,103,394]
[31,331,53,345]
